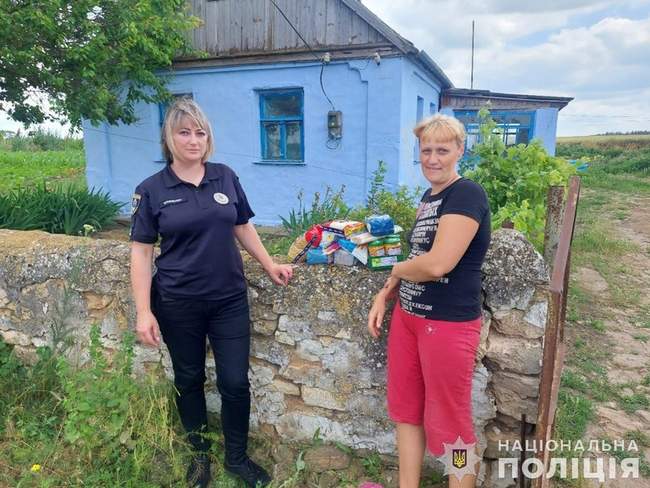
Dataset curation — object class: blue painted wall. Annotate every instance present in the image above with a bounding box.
[532,108,559,155]
[83,57,417,225]
[398,58,443,193]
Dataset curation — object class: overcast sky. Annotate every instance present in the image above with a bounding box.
[2,0,648,136]
[364,0,650,135]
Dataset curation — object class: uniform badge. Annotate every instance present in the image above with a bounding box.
[213,192,229,205]
[439,437,480,480]
[131,193,142,215]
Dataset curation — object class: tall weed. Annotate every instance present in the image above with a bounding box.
[0,330,188,486]
[280,186,351,239]
[0,183,123,235]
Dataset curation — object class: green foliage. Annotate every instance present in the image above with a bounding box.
[0,149,85,192]
[465,108,575,249]
[349,160,421,251]
[0,128,84,152]
[0,0,200,126]
[280,186,351,240]
[57,324,136,459]
[0,183,122,235]
[361,451,384,480]
[0,335,188,486]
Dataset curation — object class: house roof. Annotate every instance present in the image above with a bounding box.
[442,88,573,110]
[176,0,453,89]
[339,0,453,89]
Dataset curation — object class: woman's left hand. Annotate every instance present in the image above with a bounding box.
[265,263,294,286]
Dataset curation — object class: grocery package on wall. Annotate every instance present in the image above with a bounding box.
[287,215,404,270]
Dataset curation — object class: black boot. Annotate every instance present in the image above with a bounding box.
[186,453,211,488]
[224,457,272,488]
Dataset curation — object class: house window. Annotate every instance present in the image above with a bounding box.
[259,89,304,162]
[159,93,193,127]
[429,102,437,115]
[455,110,535,154]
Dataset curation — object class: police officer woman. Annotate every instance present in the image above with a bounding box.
[130,98,292,488]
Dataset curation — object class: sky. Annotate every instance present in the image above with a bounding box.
[364,0,650,136]
[1,0,649,137]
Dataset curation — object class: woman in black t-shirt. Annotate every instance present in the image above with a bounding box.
[368,114,490,488]
[130,98,292,488]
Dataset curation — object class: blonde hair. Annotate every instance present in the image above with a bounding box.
[413,113,466,148]
[161,97,214,164]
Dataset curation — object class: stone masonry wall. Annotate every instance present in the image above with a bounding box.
[0,228,549,487]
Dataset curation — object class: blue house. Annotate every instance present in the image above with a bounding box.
[82,0,571,225]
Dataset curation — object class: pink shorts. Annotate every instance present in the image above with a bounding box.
[387,303,481,456]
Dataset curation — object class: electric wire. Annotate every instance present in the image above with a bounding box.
[267,0,337,114]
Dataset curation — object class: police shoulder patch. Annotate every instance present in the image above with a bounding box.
[131,193,142,215]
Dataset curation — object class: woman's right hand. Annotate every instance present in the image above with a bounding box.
[136,310,161,347]
[367,292,388,339]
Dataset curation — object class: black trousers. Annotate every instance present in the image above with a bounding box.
[153,288,251,463]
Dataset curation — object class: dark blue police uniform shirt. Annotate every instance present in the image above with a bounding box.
[129,162,255,300]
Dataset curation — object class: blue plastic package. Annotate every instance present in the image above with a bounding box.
[366,214,394,236]
[306,247,329,265]
[338,238,356,254]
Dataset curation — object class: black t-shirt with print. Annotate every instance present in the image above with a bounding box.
[399,178,491,321]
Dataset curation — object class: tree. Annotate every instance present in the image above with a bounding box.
[0,0,200,127]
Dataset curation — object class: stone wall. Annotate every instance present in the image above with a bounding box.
[0,228,549,487]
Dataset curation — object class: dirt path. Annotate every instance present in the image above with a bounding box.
[571,192,650,487]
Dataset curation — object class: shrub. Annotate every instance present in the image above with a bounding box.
[0,183,123,235]
[348,161,421,251]
[465,109,575,250]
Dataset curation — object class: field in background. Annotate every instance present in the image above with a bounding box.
[0,131,85,192]
[552,135,650,485]
[558,134,650,145]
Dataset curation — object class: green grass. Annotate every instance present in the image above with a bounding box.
[585,319,606,333]
[572,221,639,257]
[554,390,594,442]
[0,150,85,193]
[580,171,650,194]
[618,393,650,414]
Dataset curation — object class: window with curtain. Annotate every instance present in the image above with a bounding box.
[259,89,304,162]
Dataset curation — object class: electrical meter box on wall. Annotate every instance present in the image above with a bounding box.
[328,111,342,139]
